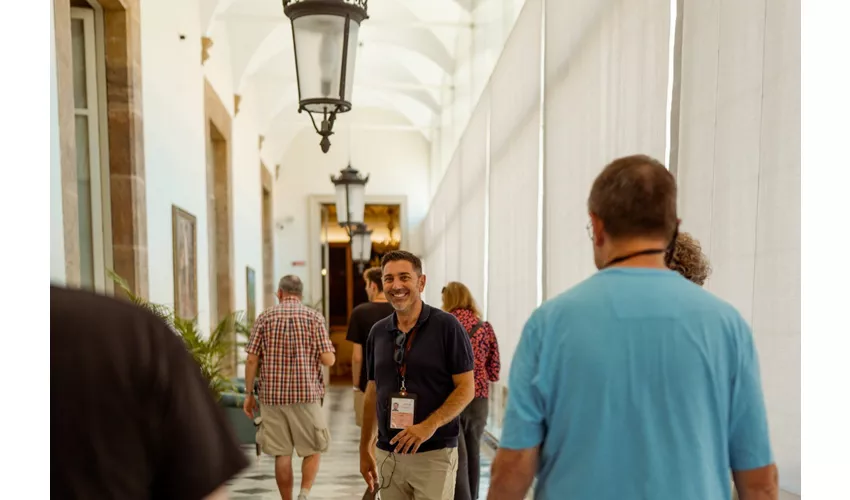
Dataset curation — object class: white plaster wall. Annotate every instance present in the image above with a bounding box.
[230,87,264,319]
[274,107,431,304]
[141,0,212,331]
[204,20,236,116]
[141,0,264,337]
[429,0,524,197]
[50,0,66,285]
[676,0,800,493]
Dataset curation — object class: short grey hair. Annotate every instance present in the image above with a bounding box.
[278,275,303,296]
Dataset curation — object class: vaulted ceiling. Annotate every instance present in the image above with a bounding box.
[200,0,483,162]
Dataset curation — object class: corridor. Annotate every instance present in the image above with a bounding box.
[227,385,494,499]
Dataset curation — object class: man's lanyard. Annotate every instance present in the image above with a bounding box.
[602,227,679,269]
[397,327,418,393]
[602,248,666,269]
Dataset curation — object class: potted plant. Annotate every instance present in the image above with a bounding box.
[108,270,248,401]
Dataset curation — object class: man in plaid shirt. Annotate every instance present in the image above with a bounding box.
[243,275,336,500]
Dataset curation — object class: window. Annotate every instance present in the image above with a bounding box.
[71,7,110,291]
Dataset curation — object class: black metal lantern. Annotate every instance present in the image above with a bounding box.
[330,164,369,234]
[350,223,373,273]
[283,0,369,153]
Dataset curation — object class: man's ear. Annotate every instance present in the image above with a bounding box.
[419,274,427,292]
[590,214,606,247]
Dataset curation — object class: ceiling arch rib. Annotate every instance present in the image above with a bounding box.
[232,22,455,94]
[248,51,441,125]
[201,0,241,36]
[255,78,435,138]
[262,104,432,166]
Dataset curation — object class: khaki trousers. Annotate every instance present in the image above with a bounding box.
[257,402,330,457]
[375,447,458,500]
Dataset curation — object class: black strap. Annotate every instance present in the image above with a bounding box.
[467,321,484,338]
[602,248,666,269]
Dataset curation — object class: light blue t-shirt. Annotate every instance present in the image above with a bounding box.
[500,268,773,500]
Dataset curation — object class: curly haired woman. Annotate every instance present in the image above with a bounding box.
[668,231,712,286]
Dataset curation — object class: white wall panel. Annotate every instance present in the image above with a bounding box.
[544,0,671,298]
[484,0,542,379]
[677,0,800,493]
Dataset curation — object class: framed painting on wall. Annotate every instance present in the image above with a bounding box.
[171,205,198,320]
[246,266,256,323]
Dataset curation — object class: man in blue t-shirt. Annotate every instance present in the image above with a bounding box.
[488,155,778,500]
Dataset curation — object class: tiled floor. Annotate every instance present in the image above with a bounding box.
[228,385,493,499]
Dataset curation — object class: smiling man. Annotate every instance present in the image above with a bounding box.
[359,250,475,500]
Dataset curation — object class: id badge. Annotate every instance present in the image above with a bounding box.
[389,392,417,430]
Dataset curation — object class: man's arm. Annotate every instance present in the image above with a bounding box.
[729,319,777,500]
[351,344,363,387]
[423,371,474,429]
[243,317,264,417]
[244,354,259,398]
[315,316,336,366]
[360,381,379,448]
[346,310,364,388]
[733,465,779,500]
[488,313,545,500]
[391,371,474,454]
[488,448,538,500]
[359,381,380,492]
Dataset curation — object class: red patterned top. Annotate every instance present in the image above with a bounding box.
[451,308,500,398]
[246,297,335,406]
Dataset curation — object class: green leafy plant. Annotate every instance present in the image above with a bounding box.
[108,270,249,400]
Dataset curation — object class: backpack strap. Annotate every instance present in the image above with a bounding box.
[467,321,484,338]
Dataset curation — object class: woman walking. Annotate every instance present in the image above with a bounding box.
[442,282,500,500]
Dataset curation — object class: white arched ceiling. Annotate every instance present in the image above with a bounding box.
[259,87,435,161]
[203,0,494,154]
[262,104,432,165]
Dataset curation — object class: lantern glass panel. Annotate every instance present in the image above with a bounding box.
[347,183,365,225]
[352,230,372,263]
[334,183,348,225]
[291,14,360,112]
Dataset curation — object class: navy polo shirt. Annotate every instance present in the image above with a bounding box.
[365,302,474,453]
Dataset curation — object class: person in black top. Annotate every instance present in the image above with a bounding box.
[359,251,475,500]
[347,266,395,427]
[51,286,248,499]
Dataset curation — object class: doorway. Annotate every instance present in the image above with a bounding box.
[204,80,235,376]
[321,203,402,382]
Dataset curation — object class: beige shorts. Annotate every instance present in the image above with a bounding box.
[257,402,330,457]
[375,447,458,500]
[354,389,364,427]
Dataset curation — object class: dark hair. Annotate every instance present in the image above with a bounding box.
[380,250,423,275]
[588,154,678,240]
[363,267,383,289]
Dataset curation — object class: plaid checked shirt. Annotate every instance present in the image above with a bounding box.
[246,297,335,406]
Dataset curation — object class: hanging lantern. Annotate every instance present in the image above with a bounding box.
[330,164,369,231]
[350,223,373,273]
[283,0,369,153]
